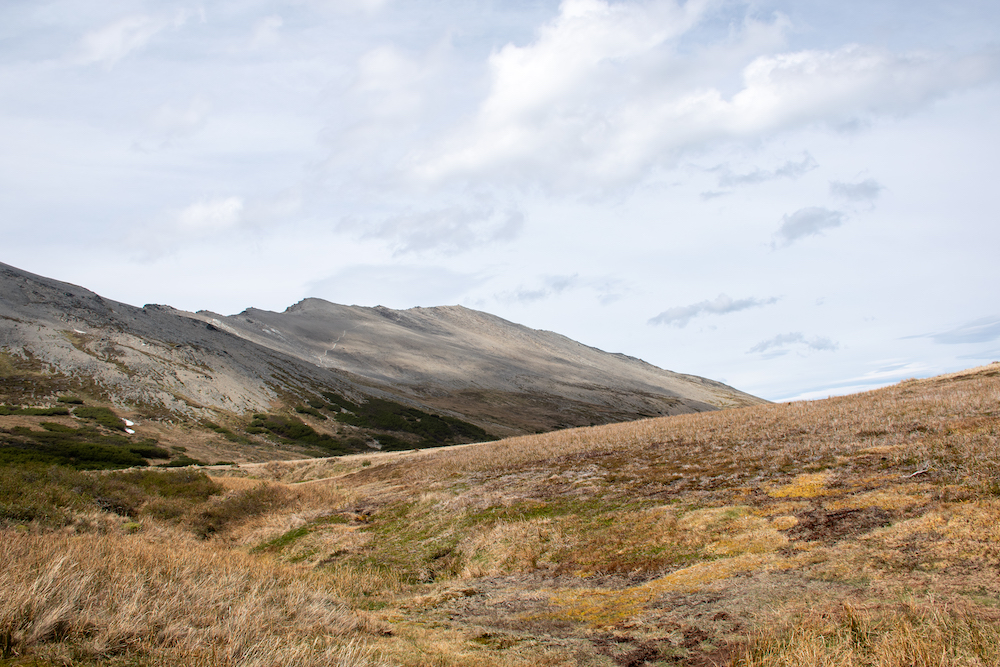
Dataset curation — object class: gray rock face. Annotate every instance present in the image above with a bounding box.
[0,262,764,435]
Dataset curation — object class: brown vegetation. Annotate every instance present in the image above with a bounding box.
[2,363,1000,665]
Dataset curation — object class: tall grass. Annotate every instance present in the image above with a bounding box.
[738,600,1000,667]
[3,363,999,666]
[0,527,381,666]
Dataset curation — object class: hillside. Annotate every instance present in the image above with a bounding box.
[2,363,999,666]
[0,261,762,467]
[192,298,762,435]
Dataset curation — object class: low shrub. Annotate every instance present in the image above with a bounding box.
[0,466,223,527]
[249,414,348,455]
[295,405,327,419]
[192,483,291,539]
[0,424,164,469]
[73,405,125,430]
[0,405,70,416]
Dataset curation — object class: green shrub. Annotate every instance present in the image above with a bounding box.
[192,484,290,538]
[0,405,70,416]
[320,392,360,412]
[158,454,206,467]
[332,397,491,447]
[0,466,222,528]
[0,423,162,469]
[73,406,125,430]
[203,421,247,443]
[249,414,348,455]
[295,405,327,419]
[57,396,84,404]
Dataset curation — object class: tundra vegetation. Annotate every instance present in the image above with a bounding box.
[1,363,1000,666]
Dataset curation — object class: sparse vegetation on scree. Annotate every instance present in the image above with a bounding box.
[247,391,492,455]
[1,363,1000,666]
[0,401,176,469]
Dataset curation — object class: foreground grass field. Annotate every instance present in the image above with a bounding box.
[2,363,1000,665]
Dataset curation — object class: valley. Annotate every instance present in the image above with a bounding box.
[3,363,999,665]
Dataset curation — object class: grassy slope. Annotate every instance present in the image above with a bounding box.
[2,363,1000,666]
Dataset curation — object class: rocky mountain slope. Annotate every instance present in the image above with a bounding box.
[192,298,763,435]
[0,260,764,461]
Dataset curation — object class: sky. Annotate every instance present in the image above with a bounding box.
[1,0,999,402]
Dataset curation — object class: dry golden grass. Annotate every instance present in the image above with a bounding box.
[738,599,1000,666]
[3,362,1000,665]
[0,526,383,666]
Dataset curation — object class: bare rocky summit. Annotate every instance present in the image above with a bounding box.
[0,261,764,440]
[194,299,764,435]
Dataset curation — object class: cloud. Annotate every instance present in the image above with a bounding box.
[78,11,194,67]
[926,316,1000,345]
[748,332,839,358]
[649,293,778,327]
[250,16,284,49]
[135,97,212,149]
[308,265,483,308]
[777,361,930,401]
[830,178,884,203]
[177,197,244,232]
[773,207,843,246]
[411,0,999,191]
[497,275,580,304]
[338,205,524,255]
[716,153,817,187]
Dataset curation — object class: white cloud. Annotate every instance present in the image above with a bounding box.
[412,0,998,191]
[135,96,212,149]
[830,178,884,203]
[925,316,1000,345]
[715,153,817,187]
[338,205,524,255]
[309,265,482,308]
[496,275,580,304]
[354,46,430,119]
[650,293,778,327]
[748,332,839,358]
[78,11,194,67]
[250,16,284,49]
[177,197,244,232]
[773,207,843,246]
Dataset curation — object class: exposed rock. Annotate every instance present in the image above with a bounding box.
[0,262,765,436]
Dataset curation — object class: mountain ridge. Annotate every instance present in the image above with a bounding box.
[1,260,764,461]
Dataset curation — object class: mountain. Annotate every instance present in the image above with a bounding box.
[191,298,762,436]
[0,261,764,463]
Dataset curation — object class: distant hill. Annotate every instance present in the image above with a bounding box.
[192,298,764,436]
[0,261,764,463]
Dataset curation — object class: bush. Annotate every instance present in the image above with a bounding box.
[0,466,223,527]
[203,421,247,443]
[0,405,70,416]
[192,484,291,539]
[0,423,161,469]
[249,414,348,455]
[295,405,327,419]
[333,397,491,446]
[158,454,206,467]
[73,406,125,430]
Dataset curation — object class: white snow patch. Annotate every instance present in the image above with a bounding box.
[125,428,135,435]
[73,329,86,334]
[124,419,134,427]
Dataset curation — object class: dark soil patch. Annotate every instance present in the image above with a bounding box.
[591,635,662,666]
[788,506,894,544]
[683,640,745,666]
